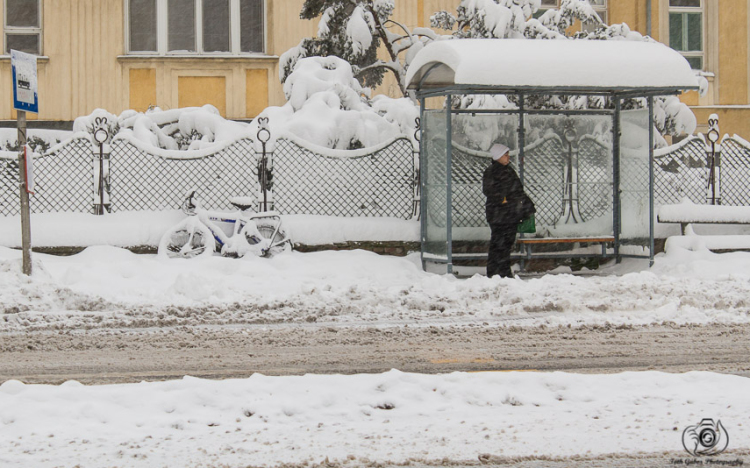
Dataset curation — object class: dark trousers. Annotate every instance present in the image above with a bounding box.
[487,223,517,278]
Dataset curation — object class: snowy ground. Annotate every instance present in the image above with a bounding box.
[1,370,748,467]
[2,213,750,466]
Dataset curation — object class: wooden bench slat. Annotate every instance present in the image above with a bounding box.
[517,237,615,244]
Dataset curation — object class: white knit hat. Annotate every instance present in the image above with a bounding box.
[490,143,510,160]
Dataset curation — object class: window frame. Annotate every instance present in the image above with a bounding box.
[125,0,266,56]
[4,0,43,56]
[534,0,607,29]
[668,0,705,70]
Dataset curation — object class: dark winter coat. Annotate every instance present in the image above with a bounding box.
[482,161,535,226]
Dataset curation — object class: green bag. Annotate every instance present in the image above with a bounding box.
[517,214,536,234]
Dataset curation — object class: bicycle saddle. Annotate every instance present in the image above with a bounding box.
[228,196,256,212]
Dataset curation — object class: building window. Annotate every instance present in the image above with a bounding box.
[4,0,42,55]
[668,0,703,70]
[533,0,607,30]
[127,0,265,55]
[582,0,607,32]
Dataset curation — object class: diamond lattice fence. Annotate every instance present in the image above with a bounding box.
[653,135,708,205]
[450,146,491,227]
[577,136,613,222]
[109,138,258,212]
[272,137,415,218]
[523,134,567,227]
[1,137,93,216]
[718,137,750,206]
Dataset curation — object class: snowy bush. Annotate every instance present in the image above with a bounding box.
[257,56,418,150]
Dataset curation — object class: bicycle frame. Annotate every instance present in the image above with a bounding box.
[182,193,288,257]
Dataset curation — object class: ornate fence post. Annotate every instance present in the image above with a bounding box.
[706,114,722,205]
[256,117,272,212]
[92,117,111,214]
[560,118,582,224]
[412,117,421,219]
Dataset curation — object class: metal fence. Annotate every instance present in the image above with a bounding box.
[1,137,92,216]
[272,136,416,218]
[109,138,258,212]
[3,118,749,222]
[653,133,750,207]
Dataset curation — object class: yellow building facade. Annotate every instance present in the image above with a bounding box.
[1,0,749,137]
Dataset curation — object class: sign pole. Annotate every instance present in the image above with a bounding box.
[11,49,38,277]
[18,110,32,275]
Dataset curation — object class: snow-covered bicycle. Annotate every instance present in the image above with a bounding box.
[158,190,292,259]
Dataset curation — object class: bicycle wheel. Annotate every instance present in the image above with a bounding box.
[242,217,292,257]
[158,218,215,259]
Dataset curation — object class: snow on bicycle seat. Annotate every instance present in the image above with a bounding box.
[228,196,256,211]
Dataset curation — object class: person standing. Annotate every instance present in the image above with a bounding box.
[482,143,535,278]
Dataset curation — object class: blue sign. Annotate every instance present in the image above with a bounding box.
[11,49,39,114]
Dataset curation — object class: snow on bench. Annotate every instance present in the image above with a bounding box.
[658,200,750,235]
[666,227,750,252]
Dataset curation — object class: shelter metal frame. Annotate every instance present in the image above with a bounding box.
[416,85,691,275]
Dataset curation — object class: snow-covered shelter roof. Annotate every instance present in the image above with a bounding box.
[406,39,699,94]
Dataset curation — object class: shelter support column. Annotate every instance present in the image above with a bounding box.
[613,97,622,263]
[419,96,426,271]
[446,93,453,275]
[648,96,655,267]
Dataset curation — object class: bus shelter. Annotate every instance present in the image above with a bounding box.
[406,39,699,274]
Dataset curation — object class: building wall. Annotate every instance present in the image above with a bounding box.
[2,0,749,135]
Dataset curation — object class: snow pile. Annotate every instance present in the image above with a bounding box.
[2,243,750,331]
[73,106,253,151]
[1,370,748,467]
[261,56,419,149]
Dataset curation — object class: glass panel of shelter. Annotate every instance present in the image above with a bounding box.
[523,113,614,239]
[421,107,450,272]
[619,109,652,243]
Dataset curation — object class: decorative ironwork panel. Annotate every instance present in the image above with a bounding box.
[523,134,566,226]
[719,137,750,206]
[653,136,707,206]
[577,136,612,222]
[1,137,92,216]
[109,138,257,212]
[272,137,414,219]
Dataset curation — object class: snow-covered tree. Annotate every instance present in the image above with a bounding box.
[280,0,439,98]
[431,0,703,140]
[261,56,419,150]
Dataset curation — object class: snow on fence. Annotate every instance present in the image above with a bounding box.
[271,135,416,219]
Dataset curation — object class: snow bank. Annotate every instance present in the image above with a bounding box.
[2,241,750,331]
[1,370,748,467]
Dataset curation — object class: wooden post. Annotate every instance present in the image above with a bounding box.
[17,110,32,275]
